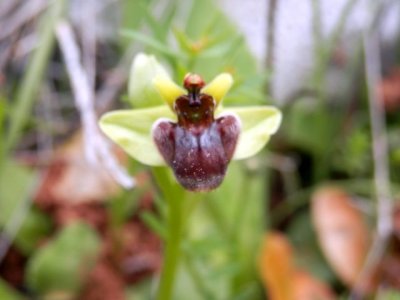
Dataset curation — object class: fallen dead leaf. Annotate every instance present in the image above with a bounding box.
[311,186,370,287]
[293,271,335,300]
[36,131,128,205]
[79,262,125,300]
[258,231,334,300]
[258,232,293,300]
[378,68,400,112]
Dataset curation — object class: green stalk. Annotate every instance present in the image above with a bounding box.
[153,167,185,300]
[6,0,65,152]
[157,193,182,300]
[0,97,6,173]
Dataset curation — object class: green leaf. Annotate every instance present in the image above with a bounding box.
[0,279,24,300]
[286,98,334,155]
[199,36,243,59]
[219,106,282,160]
[377,289,400,300]
[0,161,36,227]
[0,161,50,255]
[26,222,101,296]
[99,106,175,166]
[0,96,6,136]
[125,280,153,300]
[172,28,195,53]
[120,30,182,58]
[119,0,149,47]
[140,211,167,240]
[14,209,52,255]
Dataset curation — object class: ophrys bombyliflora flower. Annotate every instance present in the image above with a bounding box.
[99,53,282,192]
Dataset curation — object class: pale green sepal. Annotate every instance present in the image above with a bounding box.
[99,106,176,166]
[218,106,282,160]
[128,53,171,108]
[202,73,233,105]
[153,75,186,109]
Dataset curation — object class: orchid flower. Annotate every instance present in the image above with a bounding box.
[99,53,282,191]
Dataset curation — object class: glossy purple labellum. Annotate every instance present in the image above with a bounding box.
[152,74,240,192]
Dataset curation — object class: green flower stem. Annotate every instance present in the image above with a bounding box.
[153,167,185,300]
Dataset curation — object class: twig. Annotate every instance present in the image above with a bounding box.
[310,0,323,49]
[310,0,359,103]
[0,0,21,20]
[327,0,360,55]
[56,20,134,189]
[351,1,393,296]
[0,0,48,41]
[79,0,97,91]
[0,33,21,74]
[14,33,38,60]
[265,0,277,93]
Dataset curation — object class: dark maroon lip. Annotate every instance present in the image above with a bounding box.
[152,74,240,192]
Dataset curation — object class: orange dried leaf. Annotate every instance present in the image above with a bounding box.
[311,186,370,287]
[258,232,294,300]
[378,68,400,111]
[258,232,334,300]
[293,271,335,300]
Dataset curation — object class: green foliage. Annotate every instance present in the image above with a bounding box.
[285,98,335,156]
[0,161,51,255]
[15,209,52,255]
[287,211,336,283]
[378,289,400,300]
[0,162,35,227]
[164,162,267,299]
[0,279,24,300]
[333,127,372,176]
[122,0,266,106]
[26,222,101,297]
[109,185,147,227]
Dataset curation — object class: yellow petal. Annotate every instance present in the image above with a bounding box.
[153,75,186,109]
[202,73,233,105]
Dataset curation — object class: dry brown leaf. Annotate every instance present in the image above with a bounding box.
[36,131,128,205]
[258,232,334,300]
[79,262,125,300]
[311,186,370,287]
[293,271,335,300]
[258,232,294,300]
[378,68,400,112]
